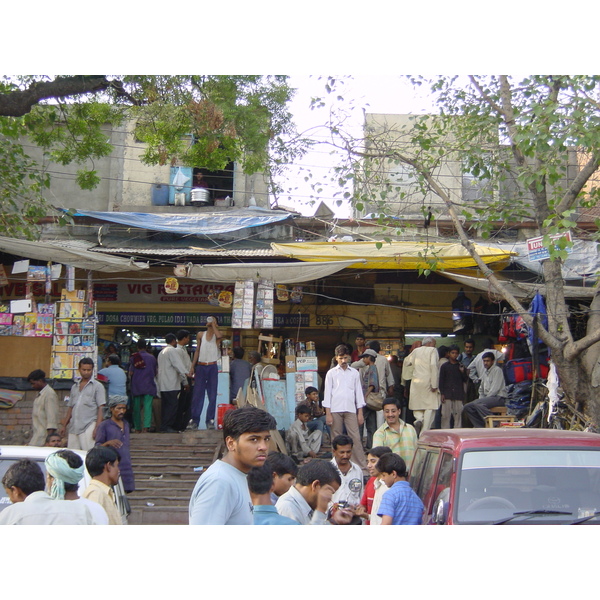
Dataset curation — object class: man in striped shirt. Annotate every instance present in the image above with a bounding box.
[372,398,418,468]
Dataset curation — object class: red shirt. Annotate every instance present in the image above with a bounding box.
[360,476,377,525]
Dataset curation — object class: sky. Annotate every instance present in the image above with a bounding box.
[272,75,440,217]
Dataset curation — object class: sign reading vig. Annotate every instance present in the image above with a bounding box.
[97,312,310,328]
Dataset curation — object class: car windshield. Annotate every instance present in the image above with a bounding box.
[455,449,600,524]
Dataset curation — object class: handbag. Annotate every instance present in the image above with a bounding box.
[365,391,384,411]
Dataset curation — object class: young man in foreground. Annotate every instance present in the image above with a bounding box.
[189,406,277,525]
[275,459,353,525]
[1,459,95,525]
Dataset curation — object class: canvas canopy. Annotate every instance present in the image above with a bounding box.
[187,259,366,283]
[270,241,514,271]
[0,236,149,273]
[438,270,597,300]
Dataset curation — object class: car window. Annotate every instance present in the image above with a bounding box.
[432,452,453,506]
[415,449,440,507]
[409,447,428,492]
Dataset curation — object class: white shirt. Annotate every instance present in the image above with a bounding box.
[330,458,364,506]
[323,365,365,413]
[0,491,96,525]
[157,344,188,392]
[468,349,505,383]
[370,478,389,526]
[177,343,192,372]
[275,485,327,525]
[74,497,109,525]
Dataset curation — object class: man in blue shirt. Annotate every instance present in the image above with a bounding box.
[248,463,299,525]
[189,406,277,525]
[377,453,424,525]
[98,354,128,398]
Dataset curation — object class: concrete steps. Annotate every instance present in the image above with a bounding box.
[127,429,223,525]
[125,428,332,525]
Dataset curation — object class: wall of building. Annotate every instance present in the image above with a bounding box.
[24,118,271,214]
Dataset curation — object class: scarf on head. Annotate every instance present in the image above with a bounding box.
[45,452,85,500]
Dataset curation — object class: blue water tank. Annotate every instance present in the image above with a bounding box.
[151,183,169,206]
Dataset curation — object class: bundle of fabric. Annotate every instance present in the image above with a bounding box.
[0,388,24,409]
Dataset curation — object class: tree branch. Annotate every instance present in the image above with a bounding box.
[0,76,113,117]
[555,150,600,215]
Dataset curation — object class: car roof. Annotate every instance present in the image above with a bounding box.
[0,446,87,460]
[417,428,600,451]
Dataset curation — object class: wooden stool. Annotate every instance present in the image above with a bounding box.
[485,406,516,428]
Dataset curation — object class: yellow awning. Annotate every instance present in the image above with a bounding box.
[270,241,515,271]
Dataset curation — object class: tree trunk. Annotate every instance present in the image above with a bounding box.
[580,293,600,425]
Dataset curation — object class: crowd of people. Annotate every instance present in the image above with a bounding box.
[8,327,511,526]
[187,334,512,526]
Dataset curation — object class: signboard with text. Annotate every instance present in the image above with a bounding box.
[92,281,236,304]
[97,312,310,328]
[526,231,573,262]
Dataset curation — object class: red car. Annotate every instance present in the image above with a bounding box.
[408,428,600,524]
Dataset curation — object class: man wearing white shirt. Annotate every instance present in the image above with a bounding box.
[275,459,353,525]
[330,435,364,524]
[0,459,95,525]
[323,344,367,472]
[463,352,508,427]
[157,333,189,433]
[468,339,505,384]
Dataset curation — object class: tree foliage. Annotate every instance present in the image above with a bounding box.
[321,75,600,421]
[0,75,302,239]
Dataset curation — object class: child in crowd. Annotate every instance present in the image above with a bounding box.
[265,452,298,505]
[356,445,393,525]
[287,405,323,463]
[376,453,424,525]
[300,386,328,438]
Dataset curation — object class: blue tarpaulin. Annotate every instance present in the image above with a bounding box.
[67,208,293,235]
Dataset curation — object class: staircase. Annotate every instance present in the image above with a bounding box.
[127,430,224,525]
[126,429,332,525]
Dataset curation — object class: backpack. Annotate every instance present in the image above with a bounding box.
[132,352,146,369]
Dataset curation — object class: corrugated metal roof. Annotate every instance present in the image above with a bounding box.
[89,246,278,257]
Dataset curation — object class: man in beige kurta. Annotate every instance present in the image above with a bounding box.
[27,370,59,447]
[401,337,440,435]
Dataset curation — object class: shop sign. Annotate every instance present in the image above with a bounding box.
[92,282,236,303]
[97,312,311,328]
[296,356,318,371]
[0,280,64,299]
[98,312,231,327]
